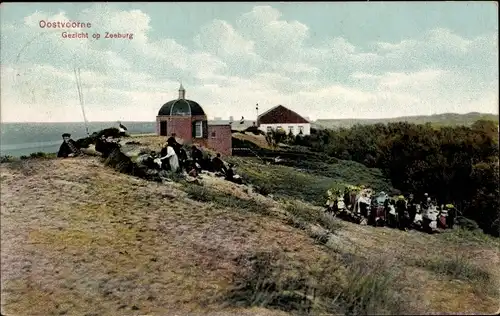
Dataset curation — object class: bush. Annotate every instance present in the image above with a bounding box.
[29,152,52,158]
[255,184,271,196]
[0,155,16,163]
[456,216,480,231]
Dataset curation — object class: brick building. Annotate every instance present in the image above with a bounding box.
[156,84,232,156]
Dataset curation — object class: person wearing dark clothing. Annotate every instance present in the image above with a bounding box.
[396,196,408,230]
[225,163,243,184]
[95,135,107,154]
[142,151,161,170]
[225,164,235,181]
[191,146,203,163]
[343,189,351,210]
[160,146,172,170]
[446,205,456,229]
[212,153,227,174]
[57,133,81,158]
[202,154,214,172]
[167,135,179,148]
[407,194,417,223]
[97,136,121,158]
[177,146,188,170]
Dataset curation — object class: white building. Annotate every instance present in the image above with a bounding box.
[256,105,311,136]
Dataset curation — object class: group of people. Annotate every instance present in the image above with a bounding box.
[57,131,243,184]
[136,135,243,184]
[326,187,458,233]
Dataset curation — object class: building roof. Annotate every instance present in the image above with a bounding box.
[209,120,255,131]
[158,99,206,116]
[257,105,309,125]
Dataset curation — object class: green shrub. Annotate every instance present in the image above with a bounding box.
[0,155,16,163]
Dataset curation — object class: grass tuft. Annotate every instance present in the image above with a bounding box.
[184,184,271,216]
[413,255,497,298]
[414,255,491,283]
[284,201,343,233]
[224,251,404,315]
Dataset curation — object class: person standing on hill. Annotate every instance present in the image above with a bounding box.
[446,204,457,229]
[407,194,417,223]
[57,133,81,158]
[396,195,409,231]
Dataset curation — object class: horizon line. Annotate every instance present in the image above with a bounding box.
[1,111,497,124]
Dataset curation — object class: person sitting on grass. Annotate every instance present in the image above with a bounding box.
[95,135,107,154]
[177,145,188,171]
[191,145,203,166]
[159,138,180,172]
[187,160,199,178]
[202,154,214,172]
[212,153,227,175]
[97,135,121,158]
[57,133,81,158]
[225,163,243,184]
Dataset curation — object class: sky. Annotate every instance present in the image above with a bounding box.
[0,2,498,122]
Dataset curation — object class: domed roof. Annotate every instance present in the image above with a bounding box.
[158,99,206,116]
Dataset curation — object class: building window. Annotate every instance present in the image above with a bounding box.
[195,121,203,138]
[211,131,216,138]
[266,126,272,133]
[288,126,294,134]
[298,126,304,134]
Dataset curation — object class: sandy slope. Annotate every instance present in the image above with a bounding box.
[0,158,316,315]
[1,157,499,315]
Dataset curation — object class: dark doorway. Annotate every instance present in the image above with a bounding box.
[160,121,167,136]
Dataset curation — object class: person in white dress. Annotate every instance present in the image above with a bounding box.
[160,139,179,172]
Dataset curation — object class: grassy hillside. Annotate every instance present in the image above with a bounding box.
[1,140,499,315]
[314,112,499,129]
[227,157,392,205]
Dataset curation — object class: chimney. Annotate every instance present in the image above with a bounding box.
[229,116,234,122]
[178,83,185,99]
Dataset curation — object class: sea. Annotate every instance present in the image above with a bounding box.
[0,122,156,157]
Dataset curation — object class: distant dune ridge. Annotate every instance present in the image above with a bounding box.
[313,112,499,129]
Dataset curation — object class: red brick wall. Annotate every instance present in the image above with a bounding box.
[156,115,207,143]
[208,125,232,156]
[156,116,231,156]
[167,116,192,141]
